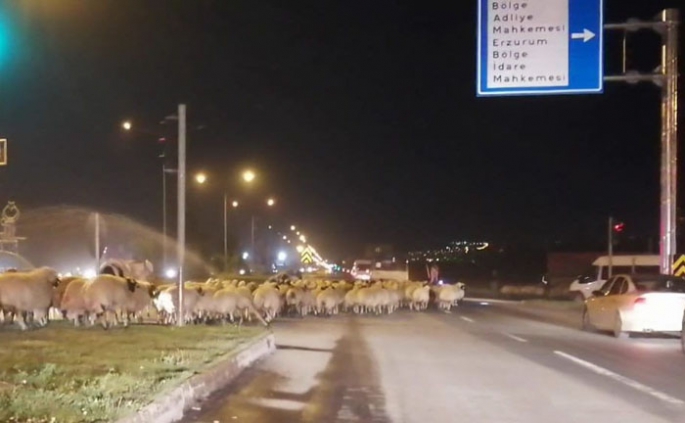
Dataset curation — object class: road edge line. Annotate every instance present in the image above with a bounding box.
[115,332,276,423]
[553,350,684,406]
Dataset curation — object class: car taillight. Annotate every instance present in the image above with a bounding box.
[633,297,648,309]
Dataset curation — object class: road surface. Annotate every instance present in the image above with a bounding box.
[180,302,685,423]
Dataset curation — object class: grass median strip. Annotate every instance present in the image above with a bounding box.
[0,322,265,423]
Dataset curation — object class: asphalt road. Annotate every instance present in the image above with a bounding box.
[180,302,685,423]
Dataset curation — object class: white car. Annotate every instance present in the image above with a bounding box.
[582,274,685,338]
[569,255,661,301]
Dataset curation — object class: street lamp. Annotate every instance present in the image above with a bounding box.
[120,119,177,281]
[267,198,276,207]
[195,172,207,185]
[232,200,239,208]
[290,225,296,231]
[120,106,187,327]
[242,169,256,184]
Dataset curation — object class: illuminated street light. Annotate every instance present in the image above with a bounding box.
[267,198,276,207]
[290,225,296,231]
[122,120,132,131]
[299,235,306,243]
[195,172,207,184]
[282,235,287,240]
[277,251,287,262]
[296,245,304,253]
[232,200,239,208]
[242,169,256,183]
[242,251,249,260]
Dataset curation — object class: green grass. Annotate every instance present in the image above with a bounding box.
[0,322,265,423]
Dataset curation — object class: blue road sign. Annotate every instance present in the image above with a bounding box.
[477,0,603,96]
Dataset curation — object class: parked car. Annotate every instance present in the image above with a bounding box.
[582,273,685,338]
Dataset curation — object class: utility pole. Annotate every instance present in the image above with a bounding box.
[177,104,186,326]
[95,212,100,271]
[251,215,256,266]
[604,9,680,275]
[607,216,614,279]
[162,164,167,273]
[223,192,228,271]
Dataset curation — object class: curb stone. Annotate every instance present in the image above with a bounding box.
[115,332,276,423]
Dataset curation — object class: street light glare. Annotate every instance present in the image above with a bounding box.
[195,173,207,184]
[267,198,275,207]
[232,200,239,208]
[290,225,296,231]
[242,169,256,183]
[122,120,132,131]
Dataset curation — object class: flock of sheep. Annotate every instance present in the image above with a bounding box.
[0,267,467,330]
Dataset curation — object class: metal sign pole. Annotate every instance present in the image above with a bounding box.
[177,104,186,326]
[660,9,679,274]
[604,9,680,275]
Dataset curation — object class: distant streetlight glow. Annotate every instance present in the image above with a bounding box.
[267,198,275,207]
[122,120,132,131]
[296,245,304,253]
[299,235,306,243]
[277,251,287,262]
[232,200,239,208]
[165,268,178,279]
[195,173,207,184]
[242,251,249,260]
[242,169,256,183]
[290,225,296,231]
[282,235,287,240]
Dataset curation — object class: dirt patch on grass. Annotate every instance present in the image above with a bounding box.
[0,322,265,422]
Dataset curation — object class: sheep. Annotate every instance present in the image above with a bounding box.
[81,275,139,328]
[153,284,205,324]
[121,280,160,323]
[0,267,60,330]
[434,283,465,313]
[410,285,430,311]
[59,277,90,325]
[253,285,282,322]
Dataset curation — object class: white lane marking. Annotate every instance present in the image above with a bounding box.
[460,316,475,323]
[503,333,528,343]
[554,351,685,406]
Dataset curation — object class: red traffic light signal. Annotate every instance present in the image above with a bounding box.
[613,222,625,233]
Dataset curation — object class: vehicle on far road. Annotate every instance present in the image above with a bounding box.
[582,273,685,338]
[351,259,409,281]
[569,255,660,301]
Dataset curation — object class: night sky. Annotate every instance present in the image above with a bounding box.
[0,0,681,260]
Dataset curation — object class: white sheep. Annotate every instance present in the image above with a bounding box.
[0,267,60,330]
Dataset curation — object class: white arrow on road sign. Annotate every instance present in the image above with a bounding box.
[571,29,596,43]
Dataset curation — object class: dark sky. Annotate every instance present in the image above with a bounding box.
[0,0,681,260]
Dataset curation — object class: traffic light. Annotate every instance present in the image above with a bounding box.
[613,222,625,233]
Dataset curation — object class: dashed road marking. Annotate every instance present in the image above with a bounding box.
[554,350,685,406]
[460,316,475,323]
[503,333,528,343]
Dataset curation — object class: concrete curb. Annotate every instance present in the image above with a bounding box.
[115,331,276,423]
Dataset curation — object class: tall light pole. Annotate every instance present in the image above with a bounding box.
[604,10,680,274]
[223,196,239,271]
[122,119,176,275]
[177,104,186,327]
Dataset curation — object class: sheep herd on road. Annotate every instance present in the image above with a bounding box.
[0,267,466,331]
